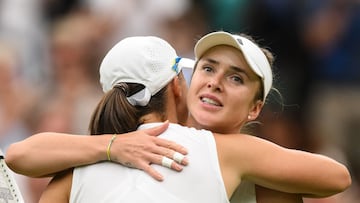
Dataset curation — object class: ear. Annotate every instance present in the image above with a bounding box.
[170,76,182,98]
[248,100,263,121]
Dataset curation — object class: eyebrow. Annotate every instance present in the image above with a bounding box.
[203,58,250,79]
[203,58,219,65]
[229,66,250,79]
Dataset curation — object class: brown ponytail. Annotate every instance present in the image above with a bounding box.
[89,83,139,135]
[89,83,168,135]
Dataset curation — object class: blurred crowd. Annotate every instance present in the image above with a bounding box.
[0,0,359,202]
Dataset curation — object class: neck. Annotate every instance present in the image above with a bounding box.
[185,115,242,134]
[139,113,178,124]
[139,113,165,124]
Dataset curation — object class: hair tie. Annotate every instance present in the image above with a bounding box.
[113,83,128,95]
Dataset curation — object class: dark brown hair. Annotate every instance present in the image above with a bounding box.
[88,83,168,135]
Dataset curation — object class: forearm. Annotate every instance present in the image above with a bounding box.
[287,151,350,197]
[6,123,188,181]
[253,149,352,197]
[294,152,351,197]
[228,134,351,197]
[5,132,109,177]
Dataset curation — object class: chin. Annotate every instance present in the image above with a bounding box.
[196,119,220,131]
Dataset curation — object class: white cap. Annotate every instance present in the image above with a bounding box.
[100,36,194,106]
[194,31,273,101]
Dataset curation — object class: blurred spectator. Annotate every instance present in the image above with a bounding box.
[197,0,359,202]
[198,0,251,32]
[0,0,49,85]
[158,2,208,85]
[1,0,359,202]
[0,41,36,151]
[199,0,315,150]
[32,10,106,134]
[303,0,360,202]
[159,2,208,57]
[81,0,192,45]
[41,0,81,24]
[0,40,42,203]
[20,9,110,203]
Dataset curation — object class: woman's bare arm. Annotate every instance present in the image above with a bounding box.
[38,169,73,203]
[6,122,188,181]
[216,133,351,198]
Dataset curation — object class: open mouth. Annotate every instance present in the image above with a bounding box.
[200,97,222,106]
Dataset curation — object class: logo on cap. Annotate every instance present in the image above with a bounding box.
[172,57,181,74]
[236,38,243,45]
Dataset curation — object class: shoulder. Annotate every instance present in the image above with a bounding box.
[213,133,273,149]
[214,133,287,176]
[214,133,282,158]
[212,133,265,168]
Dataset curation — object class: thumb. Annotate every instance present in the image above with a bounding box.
[144,120,169,137]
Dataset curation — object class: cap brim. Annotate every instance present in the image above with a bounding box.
[195,32,241,60]
[195,31,265,78]
[178,58,195,70]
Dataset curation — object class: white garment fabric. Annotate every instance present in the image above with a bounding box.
[230,180,256,203]
[70,123,230,203]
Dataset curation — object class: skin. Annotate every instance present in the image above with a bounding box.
[6,123,187,180]
[38,44,350,202]
[6,39,351,202]
[186,45,263,134]
[187,45,305,202]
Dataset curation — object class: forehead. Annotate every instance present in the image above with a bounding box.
[199,45,259,79]
[200,45,247,67]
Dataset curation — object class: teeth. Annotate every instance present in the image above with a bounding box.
[201,97,220,106]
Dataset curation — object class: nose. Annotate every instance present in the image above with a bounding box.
[206,77,223,92]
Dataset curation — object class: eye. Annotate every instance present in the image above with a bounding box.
[202,66,213,73]
[229,75,243,84]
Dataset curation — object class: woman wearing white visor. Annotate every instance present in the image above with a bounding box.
[8,32,351,202]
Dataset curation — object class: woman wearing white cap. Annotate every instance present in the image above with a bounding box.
[28,34,351,202]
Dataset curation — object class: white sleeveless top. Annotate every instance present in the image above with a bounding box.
[70,123,230,203]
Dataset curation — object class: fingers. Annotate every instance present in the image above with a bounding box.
[161,157,173,168]
[160,156,186,170]
[141,121,188,156]
[151,144,189,166]
[130,153,184,182]
[144,152,185,171]
[144,121,169,137]
[118,158,167,181]
[108,124,190,182]
[172,152,186,164]
[155,138,188,157]
[140,164,164,181]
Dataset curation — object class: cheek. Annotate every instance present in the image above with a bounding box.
[187,75,202,100]
[228,92,254,113]
[189,71,208,89]
[186,88,196,112]
[186,84,200,115]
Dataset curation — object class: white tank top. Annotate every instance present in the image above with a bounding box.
[70,123,230,203]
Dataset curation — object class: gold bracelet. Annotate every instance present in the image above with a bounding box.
[106,134,117,161]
